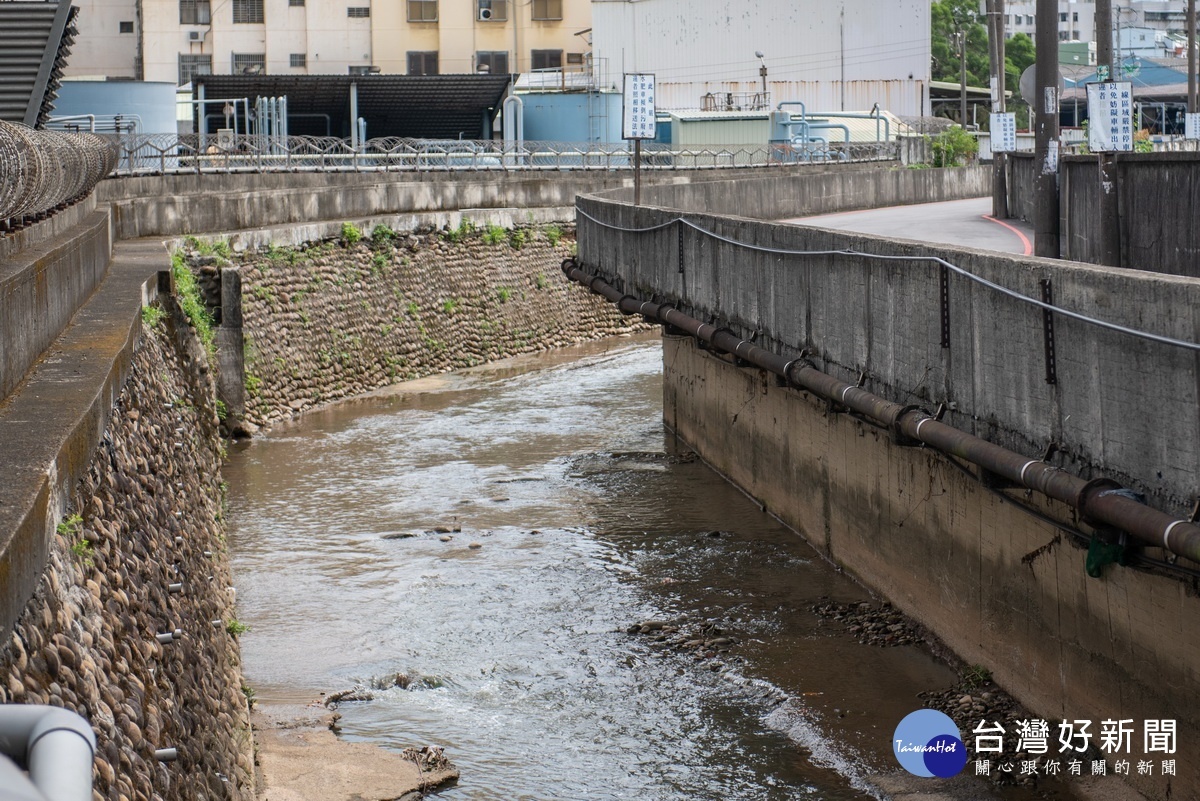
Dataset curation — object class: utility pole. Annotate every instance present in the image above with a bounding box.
[1096,0,1121,266]
[1033,0,1060,258]
[988,0,1008,218]
[958,27,969,127]
[1189,0,1197,113]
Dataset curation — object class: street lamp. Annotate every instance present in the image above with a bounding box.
[756,51,768,107]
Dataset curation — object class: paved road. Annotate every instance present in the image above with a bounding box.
[784,197,1033,256]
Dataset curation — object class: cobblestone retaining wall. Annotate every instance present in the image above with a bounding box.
[190,222,644,429]
[0,316,253,800]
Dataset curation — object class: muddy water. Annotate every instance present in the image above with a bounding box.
[225,336,968,799]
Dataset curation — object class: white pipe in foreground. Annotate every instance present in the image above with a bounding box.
[0,705,97,801]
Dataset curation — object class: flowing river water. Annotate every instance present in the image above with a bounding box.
[225,335,1047,800]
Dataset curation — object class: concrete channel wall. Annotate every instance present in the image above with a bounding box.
[575,166,1200,800]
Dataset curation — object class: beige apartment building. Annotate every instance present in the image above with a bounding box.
[65,0,591,85]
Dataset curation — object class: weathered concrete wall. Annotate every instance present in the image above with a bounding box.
[626,164,990,220]
[184,221,643,428]
[1006,151,1200,275]
[662,337,1198,801]
[0,207,113,400]
[1006,152,1035,224]
[0,309,253,799]
[95,163,888,240]
[577,188,1200,519]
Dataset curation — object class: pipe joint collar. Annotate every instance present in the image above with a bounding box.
[890,405,926,446]
[1075,477,1124,526]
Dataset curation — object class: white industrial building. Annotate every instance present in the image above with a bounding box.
[589,0,931,117]
[1004,1,1194,48]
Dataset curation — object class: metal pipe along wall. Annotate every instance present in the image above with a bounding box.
[561,259,1200,565]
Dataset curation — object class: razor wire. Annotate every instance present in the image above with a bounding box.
[0,121,118,229]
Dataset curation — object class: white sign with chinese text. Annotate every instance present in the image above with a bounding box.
[1087,82,1134,153]
[990,113,1017,152]
[622,73,656,140]
[1186,113,1200,140]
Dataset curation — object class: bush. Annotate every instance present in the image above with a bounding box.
[340,222,362,246]
[931,126,979,167]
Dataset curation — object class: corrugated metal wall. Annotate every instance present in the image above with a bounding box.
[592,0,929,117]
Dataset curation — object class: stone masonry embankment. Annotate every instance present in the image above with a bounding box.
[0,309,252,800]
[186,223,643,428]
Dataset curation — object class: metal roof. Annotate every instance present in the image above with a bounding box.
[1061,58,1193,100]
[195,74,512,139]
[0,1,78,127]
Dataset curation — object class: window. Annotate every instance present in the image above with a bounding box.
[476,51,509,74]
[290,53,306,68]
[232,0,263,23]
[232,52,266,74]
[178,53,212,85]
[289,0,304,6]
[1026,15,1034,25]
[531,0,561,20]
[119,20,133,32]
[1059,12,1067,22]
[179,0,211,24]
[477,0,505,20]
[407,51,438,75]
[407,0,436,21]
[566,52,584,65]
[348,6,369,16]
[530,49,562,70]
[1073,12,1078,22]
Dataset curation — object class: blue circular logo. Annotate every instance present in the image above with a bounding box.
[893,709,967,778]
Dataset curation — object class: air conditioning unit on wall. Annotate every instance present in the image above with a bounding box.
[188,30,203,41]
[478,0,492,20]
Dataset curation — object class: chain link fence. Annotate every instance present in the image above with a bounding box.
[0,121,118,231]
[111,134,900,175]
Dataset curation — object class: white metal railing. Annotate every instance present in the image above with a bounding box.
[109,134,900,176]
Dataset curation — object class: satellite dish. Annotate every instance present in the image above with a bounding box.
[1019,64,1066,108]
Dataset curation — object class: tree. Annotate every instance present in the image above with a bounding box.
[1004,32,1037,128]
[931,0,991,88]
[931,1,1037,126]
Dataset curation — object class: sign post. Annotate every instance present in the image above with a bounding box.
[622,73,656,206]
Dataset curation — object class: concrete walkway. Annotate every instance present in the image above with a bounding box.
[784,197,1033,256]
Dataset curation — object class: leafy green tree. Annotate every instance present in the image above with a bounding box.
[931,0,990,88]
[1004,32,1037,128]
[932,1,1037,127]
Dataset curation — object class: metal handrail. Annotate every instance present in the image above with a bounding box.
[108,134,899,176]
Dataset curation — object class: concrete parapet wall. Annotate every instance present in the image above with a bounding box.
[1007,151,1200,277]
[0,207,113,401]
[577,180,1200,518]
[662,337,1197,801]
[625,164,990,220]
[95,164,877,240]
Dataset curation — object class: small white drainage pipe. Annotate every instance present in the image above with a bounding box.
[0,705,97,801]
